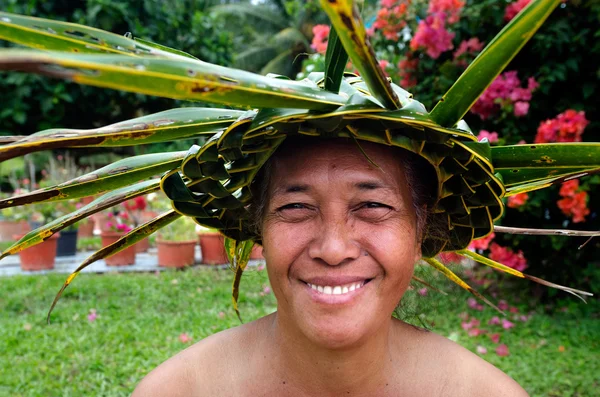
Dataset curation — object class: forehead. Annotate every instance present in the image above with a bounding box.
[268,139,408,194]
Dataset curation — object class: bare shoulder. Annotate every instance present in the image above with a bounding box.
[132,315,270,397]
[398,322,529,397]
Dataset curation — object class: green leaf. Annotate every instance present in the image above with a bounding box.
[491,143,600,194]
[0,12,189,59]
[424,257,502,313]
[0,108,242,162]
[47,210,181,323]
[0,151,186,208]
[323,26,349,93]
[430,0,561,127]
[0,50,347,110]
[0,179,159,259]
[319,0,400,109]
[230,240,255,322]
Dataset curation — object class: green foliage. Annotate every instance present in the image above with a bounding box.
[0,268,597,396]
[0,0,235,137]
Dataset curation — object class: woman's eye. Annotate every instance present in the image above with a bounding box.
[360,202,391,210]
[278,203,307,211]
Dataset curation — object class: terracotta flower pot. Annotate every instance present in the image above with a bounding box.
[198,232,228,265]
[250,245,264,260]
[100,231,136,266]
[135,237,150,253]
[78,220,94,238]
[15,233,60,271]
[0,220,29,242]
[157,240,197,268]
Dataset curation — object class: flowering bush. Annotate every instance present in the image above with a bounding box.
[300,0,599,294]
[105,211,134,233]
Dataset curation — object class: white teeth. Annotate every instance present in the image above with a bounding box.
[307,281,366,295]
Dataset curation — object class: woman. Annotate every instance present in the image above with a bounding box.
[133,139,528,396]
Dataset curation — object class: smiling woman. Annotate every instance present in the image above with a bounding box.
[133,140,528,396]
[0,0,597,395]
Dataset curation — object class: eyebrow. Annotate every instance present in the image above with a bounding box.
[273,180,393,195]
[273,184,310,195]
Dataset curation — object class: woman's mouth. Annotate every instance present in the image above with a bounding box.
[304,279,372,295]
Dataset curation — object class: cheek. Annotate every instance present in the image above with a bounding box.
[262,220,313,274]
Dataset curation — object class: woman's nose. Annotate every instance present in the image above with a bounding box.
[308,217,361,266]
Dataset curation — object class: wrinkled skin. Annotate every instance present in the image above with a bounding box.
[262,140,422,349]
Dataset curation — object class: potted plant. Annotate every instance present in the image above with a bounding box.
[196,225,228,265]
[14,231,61,271]
[0,202,29,242]
[100,210,136,266]
[156,217,198,268]
[123,196,150,253]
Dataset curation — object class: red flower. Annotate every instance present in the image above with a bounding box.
[496,344,510,357]
[477,130,498,143]
[453,37,484,67]
[489,243,528,272]
[311,24,330,53]
[439,251,463,264]
[557,180,590,223]
[397,54,419,88]
[535,110,589,143]
[373,1,409,40]
[469,232,495,251]
[507,192,529,209]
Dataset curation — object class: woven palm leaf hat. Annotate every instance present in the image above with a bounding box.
[0,0,597,318]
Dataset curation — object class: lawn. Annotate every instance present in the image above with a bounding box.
[0,264,597,397]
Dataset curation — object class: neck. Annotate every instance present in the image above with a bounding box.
[266,312,400,395]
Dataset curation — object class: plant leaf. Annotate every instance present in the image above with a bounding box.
[319,0,400,109]
[458,249,593,301]
[491,143,600,194]
[430,0,561,127]
[0,50,347,110]
[46,210,181,323]
[0,151,185,208]
[0,108,242,162]
[424,257,502,313]
[323,26,349,93]
[230,240,255,322]
[0,11,189,59]
[0,179,159,259]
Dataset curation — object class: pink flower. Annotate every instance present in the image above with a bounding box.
[471,71,538,120]
[505,0,532,21]
[477,130,498,143]
[453,37,484,60]
[378,59,390,77]
[535,110,589,143]
[467,298,482,311]
[410,13,455,59]
[461,318,480,330]
[257,264,265,271]
[501,319,515,330]
[489,244,528,272]
[489,333,501,344]
[468,328,484,337]
[87,309,97,322]
[428,0,465,24]
[496,344,510,356]
[218,311,225,319]
[513,101,530,117]
[476,345,488,354]
[179,333,192,343]
[418,287,428,296]
[469,233,495,251]
[488,316,501,326]
[497,300,509,311]
[507,192,529,209]
[311,24,330,53]
[509,306,519,314]
[106,221,113,229]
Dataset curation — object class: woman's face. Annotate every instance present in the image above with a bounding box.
[262,140,422,349]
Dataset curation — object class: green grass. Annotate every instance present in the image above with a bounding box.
[0,266,597,397]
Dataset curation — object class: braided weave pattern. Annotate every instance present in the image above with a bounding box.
[160,74,505,257]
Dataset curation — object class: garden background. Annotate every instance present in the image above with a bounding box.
[0,0,598,396]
